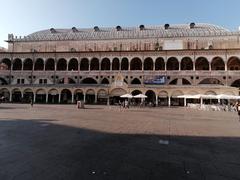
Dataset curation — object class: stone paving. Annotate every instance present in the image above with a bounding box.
[0,104,240,180]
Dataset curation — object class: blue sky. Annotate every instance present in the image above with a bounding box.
[1,0,240,48]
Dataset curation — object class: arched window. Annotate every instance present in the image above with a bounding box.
[101,58,110,70]
[81,78,98,84]
[23,58,33,70]
[68,58,78,71]
[90,58,99,70]
[45,58,55,71]
[167,57,179,70]
[1,58,11,70]
[211,57,225,70]
[227,57,240,70]
[80,58,89,71]
[57,58,67,71]
[112,58,120,70]
[130,58,142,70]
[181,57,193,70]
[195,57,209,70]
[144,57,153,70]
[101,78,109,84]
[121,58,129,70]
[12,59,22,70]
[155,57,165,70]
[131,78,141,84]
[34,58,44,70]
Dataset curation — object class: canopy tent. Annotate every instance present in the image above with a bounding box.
[120,94,133,98]
[134,94,147,98]
[216,94,240,100]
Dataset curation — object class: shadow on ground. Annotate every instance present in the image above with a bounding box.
[0,119,240,180]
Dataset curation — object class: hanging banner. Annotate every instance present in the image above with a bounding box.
[144,76,166,85]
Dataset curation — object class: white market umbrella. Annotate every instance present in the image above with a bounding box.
[216,94,240,100]
[120,94,133,98]
[200,94,218,99]
[134,94,147,98]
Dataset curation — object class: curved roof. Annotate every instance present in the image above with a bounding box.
[15,23,234,42]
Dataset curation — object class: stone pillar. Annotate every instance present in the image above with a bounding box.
[71,93,74,104]
[107,96,110,106]
[168,96,171,107]
[155,95,158,106]
[200,98,203,107]
[33,93,36,103]
[218,98,221,104]
[95,94,98,104]
[165,61,167,71]
[46,93,48,103]
[193,61,196,71]
[9,93,12,102]
[184,98,187,107]
[58,94,61,103]
[225,62,227,71]
[83,93,86,103]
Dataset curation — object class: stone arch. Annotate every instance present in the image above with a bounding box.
[131,78,141,84]
[74,89,84,102]
[0,77,8,85]
[227,56,240,70]
[12,88,22,102]
[112,58,120,70]
[85,89,95,104]
[35,89,46,103]
[101,78,109,84]
[1,58,11,70]
[171,90,184,97]
[182,78,191,85]
[68,58,78,71]
[57,58,67,71]
[101,58,110,70]
[155,57,165,70]
[195,57,209,70]
[145,90,156,104]
[181,57,193,70]
[167,57,179,70]
[110,88,127,96]
[97,89,108,104]
[12,58,22,70]
[81,77,98,84]
[80,58,89,71]
[48,88,59,104]
[23,58,33,70]
[0,88,10,102]
[199,78,224,85]
[211,57,225,70]
[23,88,33,103]
[60,89,72,103]
[121,57,129,70]
[131,90,142,95]
[144,57,153,70]
[231,79,240,87]
[34,58,44,70]
[205,90,217,95]
[90,58,99,71]
[130,57,142,70]
[45,58,55,71]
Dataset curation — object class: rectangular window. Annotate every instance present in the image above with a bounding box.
[39,79,43,84]
[44,79,47,84]
[17,79,20,84]
[21,79,24,84]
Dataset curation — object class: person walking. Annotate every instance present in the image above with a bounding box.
[236,101,240,121]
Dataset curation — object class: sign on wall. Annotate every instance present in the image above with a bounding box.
[163,40,183,50]
[144,76,166,85]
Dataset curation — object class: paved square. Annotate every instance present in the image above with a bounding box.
[0,104,240,180]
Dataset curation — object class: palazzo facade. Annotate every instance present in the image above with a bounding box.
[0,23,240,105]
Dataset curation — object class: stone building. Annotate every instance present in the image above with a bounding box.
[0,23,239,105]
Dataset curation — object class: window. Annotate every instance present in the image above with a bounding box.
[44,79,47,84]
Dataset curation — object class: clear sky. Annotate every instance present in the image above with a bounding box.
[1,0,240,48]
